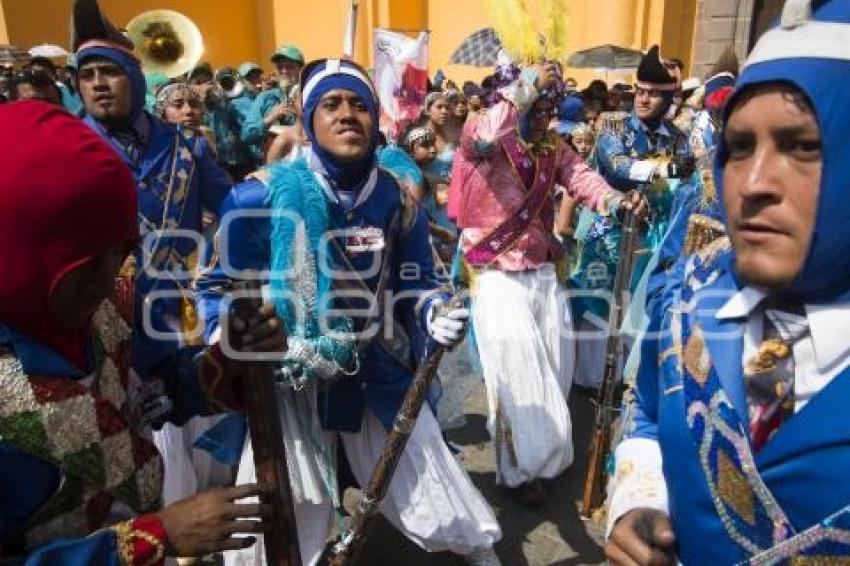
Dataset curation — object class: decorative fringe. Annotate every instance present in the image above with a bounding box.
[597,111,629,138]
[541,0,569,60]
[485,0,541,62]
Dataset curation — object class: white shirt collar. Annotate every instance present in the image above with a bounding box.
[716,286,850,374]
[307,147,378,210]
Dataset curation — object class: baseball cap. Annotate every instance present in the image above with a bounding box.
[239,62,262,77]
[271,44,304,64]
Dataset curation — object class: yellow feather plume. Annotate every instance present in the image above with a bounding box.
[541,0,569,60]
[485,0,542,62]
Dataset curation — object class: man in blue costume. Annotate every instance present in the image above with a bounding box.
[199,58,502,566]
[240,44,305,157]
[72,0,232,380]
[606,1,850,563]
[573,45,695,389]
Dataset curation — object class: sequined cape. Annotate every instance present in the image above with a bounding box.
[624,240,850,563]
[195,157,448,433]
[0,300,241,564]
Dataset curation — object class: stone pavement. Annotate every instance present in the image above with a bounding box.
[347,381,608,566]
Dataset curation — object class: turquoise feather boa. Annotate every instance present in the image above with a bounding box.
[266,158,356,375]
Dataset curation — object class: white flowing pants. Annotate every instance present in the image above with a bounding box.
[223,403,501,566]
[153,415,234,504]
[471,264,576,487]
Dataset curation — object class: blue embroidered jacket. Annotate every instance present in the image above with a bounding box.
[196,159,448,433]
[83,112,232,380]
[626,242,850,563]
[573,112,693,321]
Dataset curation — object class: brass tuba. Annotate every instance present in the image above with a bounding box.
[126,10,203,78]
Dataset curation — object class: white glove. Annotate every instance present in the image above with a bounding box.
[427,300,470,347]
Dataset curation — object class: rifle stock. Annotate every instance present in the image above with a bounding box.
[580,210,640,519]
[232,279,301,566]
[327,291,465,566]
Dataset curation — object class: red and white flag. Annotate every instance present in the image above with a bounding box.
[372,29,429,141]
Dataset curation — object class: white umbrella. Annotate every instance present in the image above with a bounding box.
[28,44,69,58]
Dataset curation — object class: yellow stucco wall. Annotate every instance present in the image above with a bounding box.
[2,0,697,87]
[2,0,260,69]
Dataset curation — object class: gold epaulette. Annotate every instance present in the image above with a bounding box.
[597,111,630,137]
[684,214,727,256]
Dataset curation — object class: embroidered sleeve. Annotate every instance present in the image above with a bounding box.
[110,514,168,566]
[606,437,669,537]
[197,344,245,413]
[463,100,523,157]
[595,131,638,185]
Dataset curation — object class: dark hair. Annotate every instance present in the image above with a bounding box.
[28,56,57,73]
[669,57,685,71]
[8,69,61,102]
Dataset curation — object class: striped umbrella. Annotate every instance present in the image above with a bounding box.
[566,44,644,69]
[449,27,503,67]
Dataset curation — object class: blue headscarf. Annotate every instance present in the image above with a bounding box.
[76,45,147,124]
[715,0,850,301]
[300,59,380,191]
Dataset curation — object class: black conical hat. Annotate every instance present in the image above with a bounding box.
[636,45,676,89]
[70,0,134,53]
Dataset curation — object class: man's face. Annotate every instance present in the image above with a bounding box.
[78,59,133,126]
[275,59,302,85]
[723,85,822,291]
[428,98,451,126]
[49,245,127,329]
[527,99,555,142]
[29,62,56,80]
[189,73,213,87]
[244,70,263,94]
[565,79,577,92]
[312,88,373,163]
[634,86,666,121]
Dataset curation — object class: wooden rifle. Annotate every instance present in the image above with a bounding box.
[231,279,301,565]
[581,210,640,518]
[327,288,467,566]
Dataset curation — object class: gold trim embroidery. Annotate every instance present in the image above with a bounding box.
[110,519,166,566]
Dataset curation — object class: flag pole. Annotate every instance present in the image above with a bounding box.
[343,0,359,59]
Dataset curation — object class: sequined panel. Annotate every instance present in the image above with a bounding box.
[717,450,756,525]
[684,324,711,386]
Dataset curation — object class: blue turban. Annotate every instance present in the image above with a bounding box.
[300,59,379,190]
[77,46,147,124]
[555,95,586,136]
[715,0,850,301]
